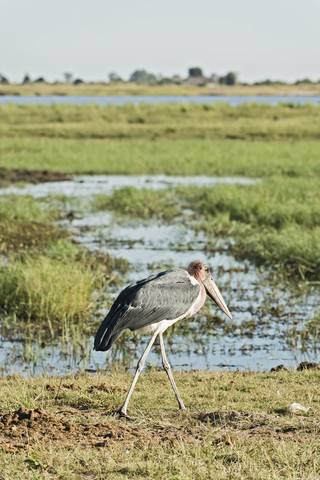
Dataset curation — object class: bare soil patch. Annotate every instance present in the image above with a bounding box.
[199,410,320,442]
[0,406,199,452]
[0,167,70,185]
[1,405,319,453]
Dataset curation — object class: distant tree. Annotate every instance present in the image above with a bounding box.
[219,72,237,85]
[64,72,73,83]
[73,78,84,85]
[254,79,287,86]
[188,67,203,78]
[129,69,157,83]
[22,73,31,84]
[0,74,9,84]
[225,72,237,85]
[109,72,123,82]
[219,71,237,85]
[295,78,313,85]
[34,77,46,83]
[253,79,288,86]
[253,79,273,86]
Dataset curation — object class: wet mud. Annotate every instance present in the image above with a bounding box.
[0,167,70,186]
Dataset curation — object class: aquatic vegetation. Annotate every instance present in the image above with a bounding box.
[178,178,320,280]
[0,197,129,336]
[181,178,320,228]
[92,187,181,221]
[0,239,126,331]
[0,195,63,253]
[89,179,320,280]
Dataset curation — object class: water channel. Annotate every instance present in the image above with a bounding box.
[1,95,320,106]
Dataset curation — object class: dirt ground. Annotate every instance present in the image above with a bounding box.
[1,401,319,453]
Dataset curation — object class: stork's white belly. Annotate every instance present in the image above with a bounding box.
[137,318,180,335]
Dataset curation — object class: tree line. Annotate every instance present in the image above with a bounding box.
[0,68,318,86]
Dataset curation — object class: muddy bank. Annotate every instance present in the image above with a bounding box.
[0,167,70,186]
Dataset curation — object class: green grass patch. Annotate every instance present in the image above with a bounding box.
[1,240,97,326]
[186,178,320,280]
[1,138,320,178]
[0,195,63,253]
[177,178,320,279]
[181,178,320,229]
[92,187,180,221]
[0,238,128,334]
[0,197,129,336]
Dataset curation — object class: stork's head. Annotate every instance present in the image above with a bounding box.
[188,260,232,319]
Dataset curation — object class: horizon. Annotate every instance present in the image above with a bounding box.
[1,68,319,86]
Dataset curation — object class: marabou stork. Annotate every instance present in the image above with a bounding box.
[94,260,232,416]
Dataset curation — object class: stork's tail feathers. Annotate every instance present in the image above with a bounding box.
[94,317,123,351]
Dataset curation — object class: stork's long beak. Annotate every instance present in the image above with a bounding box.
[203,277,232,319]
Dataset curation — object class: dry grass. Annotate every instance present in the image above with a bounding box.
[1,102,320,140]
[0,81,320,96]
[0,370,319,479]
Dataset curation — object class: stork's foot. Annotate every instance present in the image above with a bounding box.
[117,407,131,419]
[179,404,187,411]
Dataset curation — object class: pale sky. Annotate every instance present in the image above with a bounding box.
[1,0,319,83]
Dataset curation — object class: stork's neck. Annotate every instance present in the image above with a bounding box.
[188,273,207,316]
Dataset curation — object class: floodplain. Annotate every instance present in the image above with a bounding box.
[0,101,319,478]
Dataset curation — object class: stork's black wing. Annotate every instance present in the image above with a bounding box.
[94,268,200,351]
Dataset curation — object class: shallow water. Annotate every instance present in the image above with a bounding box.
[0,174,319,375]
[0,95,320,106]
[0,174,258,198]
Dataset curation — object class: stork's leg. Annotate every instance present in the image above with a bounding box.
[118,331,158,417]
[159,332,186,410]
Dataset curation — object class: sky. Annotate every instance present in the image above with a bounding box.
[1,0,319,83]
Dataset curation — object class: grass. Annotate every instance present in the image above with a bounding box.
[178,178,320,279]
[1,241,99,329]
[0,369,319,479]
[1,138,320,177]
[1,81,320,96]
[92,187,180,221]
[0,102,320,140]
[0,195,63,252]
[0,196,129,338]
